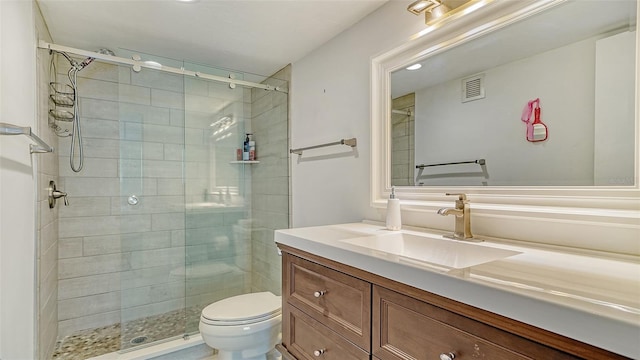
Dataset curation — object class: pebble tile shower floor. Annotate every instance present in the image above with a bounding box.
[51,307,202,359]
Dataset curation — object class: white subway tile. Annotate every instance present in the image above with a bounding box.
[144,160,184,178]
[120,178,158,197]
[121,299,184,323]
[120,103,171,125]
[58,197,111,218]
[58,273,121,300]
[151,89,184,109]
[58,291,121,320]
[143,123,185,144]
[129,247,185,270]
[121,281,184,308]
[131,70,183,93]
[59,214,150,238]
[119,83,151,105]
[59,253,130,279]
[157,178,184,196]
[60,154,118,178]
[58,311,120,338]
[120,265,174,290]
[79,98,119,120]
[78,78,118,102]
[58,177,118,197]
[151,212,185,231]
[59,237,84,259]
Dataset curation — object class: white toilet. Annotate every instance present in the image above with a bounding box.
[199,291,282,360]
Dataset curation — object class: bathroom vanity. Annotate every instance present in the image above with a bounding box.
[274,223,639,359]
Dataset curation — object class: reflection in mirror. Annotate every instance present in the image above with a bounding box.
[390,0,637,187]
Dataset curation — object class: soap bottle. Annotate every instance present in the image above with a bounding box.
[243,133,251,161]
[386,187,401,230]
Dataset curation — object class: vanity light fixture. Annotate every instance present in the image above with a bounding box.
[408,0,493,26]
[425,2,452,23]
[407,0,442,15]
[406,63,422,70]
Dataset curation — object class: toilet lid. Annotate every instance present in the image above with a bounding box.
[201,292,281,324]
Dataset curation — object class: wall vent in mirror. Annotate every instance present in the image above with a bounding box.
[461,74,485,103]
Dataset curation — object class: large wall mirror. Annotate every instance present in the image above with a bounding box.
[371,0,639,212]
[391,0,636,187]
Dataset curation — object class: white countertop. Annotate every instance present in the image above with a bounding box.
[274,222,640,358]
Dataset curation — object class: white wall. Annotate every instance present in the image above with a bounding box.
[594,30,636,186]
[0,1,38,359]
[414,37,597,186]
[290,1,425,227]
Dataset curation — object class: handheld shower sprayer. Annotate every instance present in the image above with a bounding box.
[76,57,95,70]
[75,49,115,71]
[50,47,115,172]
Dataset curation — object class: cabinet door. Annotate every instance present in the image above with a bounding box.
[373,286,580,360]
[284,253,371,350]
[285,305,370,360]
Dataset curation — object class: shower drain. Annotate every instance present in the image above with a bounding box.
[130,336,148,345]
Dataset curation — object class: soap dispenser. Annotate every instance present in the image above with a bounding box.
[386,187,401,231]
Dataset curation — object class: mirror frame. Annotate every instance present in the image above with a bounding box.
[371,0,639,224]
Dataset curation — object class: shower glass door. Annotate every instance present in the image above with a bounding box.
[116,50,289,350]
[118,53,188,349]
[182,62,253,333]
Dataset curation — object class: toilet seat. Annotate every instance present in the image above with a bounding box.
[201,292,282,326]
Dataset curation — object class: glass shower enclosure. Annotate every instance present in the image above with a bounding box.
[54,49,288,355]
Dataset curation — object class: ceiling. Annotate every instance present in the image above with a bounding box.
[391,0,637,98]
[37,0,388,77]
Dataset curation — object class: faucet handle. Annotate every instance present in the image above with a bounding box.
[445,193,467,201]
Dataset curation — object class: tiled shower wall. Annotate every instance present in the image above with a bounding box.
[35,3,59,358]
[250,65,291,295]
[391,93,415,186]
[55,60,192,336]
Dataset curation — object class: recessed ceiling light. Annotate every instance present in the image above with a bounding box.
[176,0,199,3]
[406,63,422,70]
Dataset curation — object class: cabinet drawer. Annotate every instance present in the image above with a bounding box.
[284,305,370,360]
[373,286,580,360]
[283,254,372,350]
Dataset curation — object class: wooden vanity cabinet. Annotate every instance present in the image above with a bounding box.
[373,285,578,360]
[277,245,628,360]
[280,252,371,359]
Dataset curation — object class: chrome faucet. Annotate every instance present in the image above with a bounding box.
[437,193,476,241]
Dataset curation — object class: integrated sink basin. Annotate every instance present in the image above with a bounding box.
[340,232,521,269]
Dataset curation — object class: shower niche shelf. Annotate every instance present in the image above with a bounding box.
[230,161,260,164]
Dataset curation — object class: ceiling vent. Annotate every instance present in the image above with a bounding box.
[462,73,485,103]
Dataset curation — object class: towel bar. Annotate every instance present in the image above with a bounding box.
[290,138,357,155]
[0,122,54,153]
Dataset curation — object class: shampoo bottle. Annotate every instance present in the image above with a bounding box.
[248,138,256,161]
[243,134,251,161]
[386,187,401,230]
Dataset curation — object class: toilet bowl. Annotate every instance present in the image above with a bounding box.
[199,291,282,360]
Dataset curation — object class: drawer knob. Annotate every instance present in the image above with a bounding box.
[439,352,456,360]
[313,349,325,356]
[313,290,326,298]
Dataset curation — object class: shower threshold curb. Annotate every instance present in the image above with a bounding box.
[88,333,204,360]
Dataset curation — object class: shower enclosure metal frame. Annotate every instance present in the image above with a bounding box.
[38,41,288,94]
